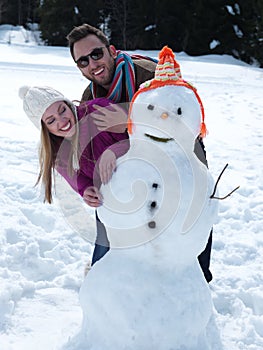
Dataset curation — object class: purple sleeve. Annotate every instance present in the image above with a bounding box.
[77,172,93,197]
[108,130,130,158]
[75,99,130,195]
[109,134,130,158]
[56,165,93,198]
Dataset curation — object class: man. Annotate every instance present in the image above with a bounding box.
[67,24,156,104]
[67,23,213,282]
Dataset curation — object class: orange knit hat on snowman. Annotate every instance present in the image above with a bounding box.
[128,46,207,138]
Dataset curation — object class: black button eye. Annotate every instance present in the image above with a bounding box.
[177,107,182,115]
[147,104,154,110]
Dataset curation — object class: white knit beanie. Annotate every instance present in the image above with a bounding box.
[19,85,77,129]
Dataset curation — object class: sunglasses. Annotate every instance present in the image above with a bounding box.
[75,46,109,68]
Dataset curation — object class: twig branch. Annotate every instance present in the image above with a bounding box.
[210,186,240,200]
[210,163,240,200]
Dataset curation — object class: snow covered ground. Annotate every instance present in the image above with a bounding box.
[0,25,263,349]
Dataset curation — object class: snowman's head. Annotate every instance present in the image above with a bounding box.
[128,46,207,148]
[129,84,203,146]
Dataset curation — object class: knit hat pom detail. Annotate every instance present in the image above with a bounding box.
[19,85,30,100]
[155,45,182,82]
[158,46,175,61]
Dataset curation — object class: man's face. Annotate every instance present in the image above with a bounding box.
[73,34,117,90]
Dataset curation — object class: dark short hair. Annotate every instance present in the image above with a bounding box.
[67,23,110,60]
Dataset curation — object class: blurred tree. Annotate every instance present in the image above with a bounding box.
[227,0,263,67]
[0,0,38,26]
[153,0,191,51]
[0,0,7,23]
[129,0,159,49]
[1,0,262,66]
[197,0,263,67]
[154,0,263,67]
[100,0,159,50]
[37,0,105,46]
[37,0,79,46]
[101,0,135,49]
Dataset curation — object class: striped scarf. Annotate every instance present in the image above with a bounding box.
[91,51,157,102]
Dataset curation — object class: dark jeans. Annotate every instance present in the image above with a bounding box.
[198,229,213,282]
[91,212,110,266]
[194,137,213,282]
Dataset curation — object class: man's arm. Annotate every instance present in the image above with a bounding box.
[81,84,108,103]
[133,59,156,90]
[81,85,93,102]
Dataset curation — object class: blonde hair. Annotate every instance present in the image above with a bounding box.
[36,101,80,203]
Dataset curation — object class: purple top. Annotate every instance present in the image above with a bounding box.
[55,98,129,196]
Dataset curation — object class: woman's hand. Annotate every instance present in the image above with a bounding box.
[83,186,103,207]
[90,103,128,133]
[99,149,116,185]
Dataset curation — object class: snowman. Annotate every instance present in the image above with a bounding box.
[63,47,221,350]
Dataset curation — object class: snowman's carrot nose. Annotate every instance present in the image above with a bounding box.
[161,112,169,119]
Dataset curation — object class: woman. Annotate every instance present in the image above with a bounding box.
[19,85,129,266]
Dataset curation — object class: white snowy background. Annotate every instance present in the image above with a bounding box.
[0,25,263,349]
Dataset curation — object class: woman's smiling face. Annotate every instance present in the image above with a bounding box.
[41,101,76,138]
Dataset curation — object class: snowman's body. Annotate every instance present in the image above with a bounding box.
[70,83,220,349]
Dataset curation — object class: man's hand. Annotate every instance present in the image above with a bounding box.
[83,186,103,207]
[90,103,128,133]
[99,149,116,185]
